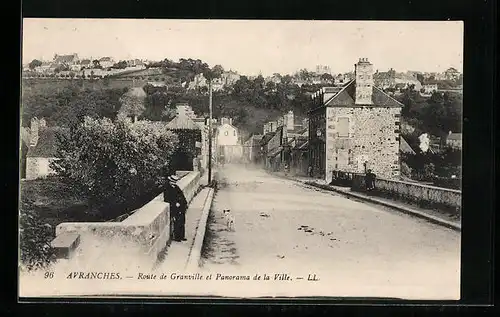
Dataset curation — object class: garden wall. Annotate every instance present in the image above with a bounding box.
[53,170,201,270]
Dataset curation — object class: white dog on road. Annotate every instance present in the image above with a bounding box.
[222,209,235,231]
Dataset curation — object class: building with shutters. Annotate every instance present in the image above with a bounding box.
[308,58,404,182]
[215,117,242,163]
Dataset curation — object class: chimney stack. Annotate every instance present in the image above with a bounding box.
[30,118,39,147]
[354,57,374,105]
[286,110,294,131]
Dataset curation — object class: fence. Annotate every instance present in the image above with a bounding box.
[329,170,364,187]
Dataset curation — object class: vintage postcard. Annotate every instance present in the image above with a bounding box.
[19,19,463,300]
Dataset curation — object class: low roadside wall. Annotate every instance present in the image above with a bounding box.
[351,174,461,213]
[54,170,201,269]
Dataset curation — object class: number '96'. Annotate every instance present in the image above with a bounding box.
[44,272,54,279]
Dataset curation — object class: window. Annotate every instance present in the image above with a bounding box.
[337,117,350,137]
[224,131,228,136]
[233,131,236,136]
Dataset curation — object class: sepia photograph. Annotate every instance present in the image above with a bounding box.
[19,19,463,300]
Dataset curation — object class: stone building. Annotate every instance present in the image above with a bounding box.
[243,134,263,164]
[25,118,62,180]
[265,126,285,172]
[215,117,242,163]
[308,58,403,182]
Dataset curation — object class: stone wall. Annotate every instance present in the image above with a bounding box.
[374,178,461,210]
[351,174,461,212]
[54,170,201,270]
[25,157,57,180]
[325,107,401,182]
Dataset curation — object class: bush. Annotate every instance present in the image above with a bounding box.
[19,199,56,271]
[51,117,179,215]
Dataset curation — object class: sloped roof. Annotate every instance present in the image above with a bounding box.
[325,80,404,108]
[447,133,462,141]
[400,136,416,155]
[54,54,77,64]
[260,132,276,146]
[100,57,112,61]
[27,127,65,157]
[297,140,309,150]
[166,114,201,130]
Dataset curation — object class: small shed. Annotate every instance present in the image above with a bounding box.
[166,113,202,172]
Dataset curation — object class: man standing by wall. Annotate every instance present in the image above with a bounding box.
[163,174,188,242]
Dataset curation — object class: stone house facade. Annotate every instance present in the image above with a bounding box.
[308,58,404,182]
[215,118,242,163]
[25,118,61,180]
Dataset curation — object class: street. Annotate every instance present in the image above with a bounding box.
[200,163,461,299]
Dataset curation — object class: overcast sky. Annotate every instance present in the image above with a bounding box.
[22,19,463,76]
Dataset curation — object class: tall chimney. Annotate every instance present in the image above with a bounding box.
[229,118,233,125]
[354,58,374,105]
[30,118,39,147]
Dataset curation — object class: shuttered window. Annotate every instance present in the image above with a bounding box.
[337,117,349,137]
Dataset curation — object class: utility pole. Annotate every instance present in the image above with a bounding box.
[208,80,213,184]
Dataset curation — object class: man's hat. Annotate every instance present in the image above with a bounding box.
[167,175,180,183]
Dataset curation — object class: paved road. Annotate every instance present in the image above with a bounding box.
[200,164,461,299]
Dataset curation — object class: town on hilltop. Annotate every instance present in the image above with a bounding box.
[20,55,463,299]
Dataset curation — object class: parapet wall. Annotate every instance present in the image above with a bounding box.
[351,173,461,212]
[54,170,201,270]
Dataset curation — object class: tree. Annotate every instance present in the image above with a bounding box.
[203,64,224,82]
[92,59,102,69]
[51,117,179,212]
[298,68,312,81]
[118,88,147,122]
[29,59,42,70]
[112,60,128,69]
[19,201,56,271]
[320,73,334,83]
[281,75,293,85]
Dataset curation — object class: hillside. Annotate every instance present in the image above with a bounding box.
[21,58,461,143]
